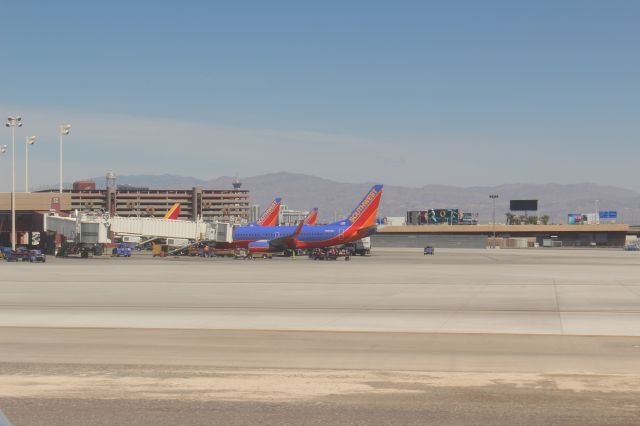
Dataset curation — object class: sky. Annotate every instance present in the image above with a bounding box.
[0,0,639,191]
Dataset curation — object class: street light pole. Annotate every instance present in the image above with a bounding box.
[489,194,499,248]
[6,116,23,250]
[25,136,36,193]
[59,124,71,193]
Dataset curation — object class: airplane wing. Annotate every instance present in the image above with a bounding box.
[268,218,306,250]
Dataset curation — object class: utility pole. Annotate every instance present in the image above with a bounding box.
[25,136,37,192]
[489,194,499,248]
[6,116,23,250]
[59,124,71,193]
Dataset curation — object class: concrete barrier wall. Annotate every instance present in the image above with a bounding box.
[372,234,487,249]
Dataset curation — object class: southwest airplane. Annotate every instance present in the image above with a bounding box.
[163,198,283,226]
[232,185,383,253]
[251,197,283,227]
[163,203,182,220]
[303,207,319,225]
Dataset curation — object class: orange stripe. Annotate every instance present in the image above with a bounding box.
[163,203,180,220]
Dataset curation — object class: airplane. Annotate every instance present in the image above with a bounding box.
[251,198,282,227]
[303,207,319,225]
[162,198,283,225]
[163,203,181,220]
[231,185,383,254]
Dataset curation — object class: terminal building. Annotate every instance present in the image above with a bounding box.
[279,204,310,227]
[248,203,310,226]
[36,182,250,222]
[375,203,631,248]
[0,175,250,247]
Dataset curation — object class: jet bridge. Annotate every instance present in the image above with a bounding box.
[45,214,111,244]
[109,216,214,241]
[45,213,230,243]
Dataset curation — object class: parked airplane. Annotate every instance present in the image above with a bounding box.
[303,208,319,225]
[163,203,181,220]
[162,198,282,226]
[232,185,383,253]
[251,198,282,227]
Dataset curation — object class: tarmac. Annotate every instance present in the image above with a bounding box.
[1,248,640,425]
[1,249,639,335]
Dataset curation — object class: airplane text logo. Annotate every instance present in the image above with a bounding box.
[349,188,378,223]
[258,201,278,223]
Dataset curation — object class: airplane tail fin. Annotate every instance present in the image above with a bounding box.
[338,185,383,228]
[163,203,181,220]
[303,208,319,225]
[254,198,282,226]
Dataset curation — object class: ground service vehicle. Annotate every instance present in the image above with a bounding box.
[344,237,371,256]
[5,247,30,262]
[112,244,132,257]
[29,250,46,262]
[310,247,351,261]
[57,241,103,258]
[152,244,170,257]
[213,248,235,258]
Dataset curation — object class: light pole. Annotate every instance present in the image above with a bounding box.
[59,124,71,193]
[6,116,23,250]
[25,136,36,193]
[489,194,499,248]
[0,144,6,170]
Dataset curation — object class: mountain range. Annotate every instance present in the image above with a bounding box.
[70,172,640,225]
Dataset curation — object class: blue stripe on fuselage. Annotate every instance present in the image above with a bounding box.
[233,224,347,244]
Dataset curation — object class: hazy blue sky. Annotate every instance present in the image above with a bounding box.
[1,1,639,191]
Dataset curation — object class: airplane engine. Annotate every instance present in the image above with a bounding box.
[248,241,270,253]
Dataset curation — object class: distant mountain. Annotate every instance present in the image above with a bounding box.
[83,172,640,224]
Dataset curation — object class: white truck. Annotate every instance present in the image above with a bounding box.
[344,237,371,256]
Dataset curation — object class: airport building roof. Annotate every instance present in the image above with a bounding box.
[379,224,630,234]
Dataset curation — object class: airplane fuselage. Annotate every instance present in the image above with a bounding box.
[229,184,383,252]
[232,222,373,249]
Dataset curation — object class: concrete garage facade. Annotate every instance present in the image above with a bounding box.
[375,224,629,248]
[373,234,487,249]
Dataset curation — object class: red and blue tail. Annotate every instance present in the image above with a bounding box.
[163,203,181,220]
[303,208,319,225]
[254,198,282,226]
[337,185,383,228]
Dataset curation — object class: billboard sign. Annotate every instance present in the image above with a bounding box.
[427,209,460,224]
[50,196,60,212]
[568,213,596,225]
[461,212,479,225]
[407,210,477,225]
[599,211,617,219]
[510,199,538,211]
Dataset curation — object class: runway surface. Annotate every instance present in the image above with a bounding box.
[1,249,640,335]
[1,327,640,373]
[2,249,640,425]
